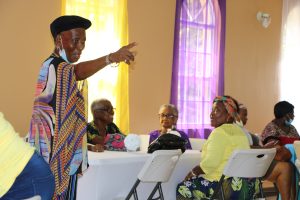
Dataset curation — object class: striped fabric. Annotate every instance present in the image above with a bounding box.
[50,62,87,198]
[29,58,56,163]
[29,55,88,199]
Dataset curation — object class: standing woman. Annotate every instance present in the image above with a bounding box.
[28,15,136,199]
[176,96,258,200]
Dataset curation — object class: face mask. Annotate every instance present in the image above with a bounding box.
[234,119,244,127]
[285,118,293,126]
[59,48,70,63]
[58,36,71,63]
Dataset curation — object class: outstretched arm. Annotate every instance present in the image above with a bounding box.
[74,42,137,80]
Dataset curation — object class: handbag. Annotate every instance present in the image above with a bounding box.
[147,133,187,153]
[262,135,292,161]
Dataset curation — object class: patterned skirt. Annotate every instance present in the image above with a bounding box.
[176,175,260,200]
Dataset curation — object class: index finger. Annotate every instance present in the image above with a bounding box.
[124,42,137,49]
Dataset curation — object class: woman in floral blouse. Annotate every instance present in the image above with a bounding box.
[87,98,126,152]
[261,101,300,144]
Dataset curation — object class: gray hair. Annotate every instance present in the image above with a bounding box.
[238,103,247,110]
[159,104,179,117]
[90,98,111,112]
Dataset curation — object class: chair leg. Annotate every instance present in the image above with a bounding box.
[211,175,225,200]
[133,189,139,200]
[158,183,164,200]
[147,182,163,200]
[220,185,225,200]
[125,179,141,200]
[259,179,265,198]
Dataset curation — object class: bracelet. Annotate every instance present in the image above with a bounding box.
[105,53,119,67]
[105,54,112,65]
[191,170,197,176]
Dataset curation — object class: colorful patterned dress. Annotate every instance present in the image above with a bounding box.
[28,53,88,199]
[87,121,126,151]
[261,121,300,143]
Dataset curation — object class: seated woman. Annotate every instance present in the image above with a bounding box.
[237,103,261,146]
[0,112,55,199]
[176,96,258,200]
[238,103,294,200]
[148,104,191,149]
[261,101,300,144]
[87,98,126,152]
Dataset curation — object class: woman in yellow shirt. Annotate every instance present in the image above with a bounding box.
[176,96,258,200]
[0,113,54,199]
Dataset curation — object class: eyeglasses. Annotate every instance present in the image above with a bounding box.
[94,107,116,113]
[158,113,177,119]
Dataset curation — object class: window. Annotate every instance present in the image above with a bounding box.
[280,1,300,129]
[63,0,130,132]
[171,0,223,138]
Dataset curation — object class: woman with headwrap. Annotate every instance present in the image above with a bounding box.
[176,95,259,200]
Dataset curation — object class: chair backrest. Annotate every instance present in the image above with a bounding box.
[223,148,276,178]
[138,149,182,182]
[189,138,206,150]
[294,141,300,158]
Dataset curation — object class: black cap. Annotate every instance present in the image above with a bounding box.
[50,15,92,38]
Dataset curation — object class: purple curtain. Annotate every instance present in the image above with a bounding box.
[170,0,226,139]
[218,0,225,95]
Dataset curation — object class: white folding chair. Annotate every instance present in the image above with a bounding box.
[293,140,300,200]
[212,148,276,200]
[189,138,206,151]
[125,149,182,200]
[293,141,300,169]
